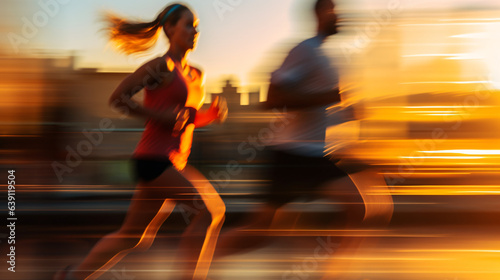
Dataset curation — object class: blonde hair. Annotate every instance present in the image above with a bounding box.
[104,3,190,55]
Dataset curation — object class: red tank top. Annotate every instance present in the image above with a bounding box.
[132,66,196,169]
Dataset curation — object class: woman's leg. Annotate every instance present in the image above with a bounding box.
[71,167,194,280]
[179,165,226,280]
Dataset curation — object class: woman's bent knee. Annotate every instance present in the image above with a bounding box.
[207,202,225,225]
[110,229,153,252]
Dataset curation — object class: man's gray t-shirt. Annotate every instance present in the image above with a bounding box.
[269,35,340,157]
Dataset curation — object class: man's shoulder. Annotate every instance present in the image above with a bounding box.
[298,36,322,48]
[290,37,321,55]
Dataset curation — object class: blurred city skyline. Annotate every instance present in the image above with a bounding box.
[2,0,500,96]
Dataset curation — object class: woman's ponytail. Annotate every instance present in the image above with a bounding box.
[104,3,189,55]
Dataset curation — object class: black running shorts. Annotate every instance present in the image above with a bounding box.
[131,157,174,183]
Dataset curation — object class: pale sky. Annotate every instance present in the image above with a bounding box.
[2,0,500,91]
[5,0,300,89]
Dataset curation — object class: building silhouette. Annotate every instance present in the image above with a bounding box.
[207,79,263,113]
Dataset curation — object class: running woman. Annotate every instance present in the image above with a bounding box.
[55,3,227,280]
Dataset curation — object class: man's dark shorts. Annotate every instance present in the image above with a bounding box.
[266,147,349,207]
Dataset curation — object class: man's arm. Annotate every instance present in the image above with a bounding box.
[264,39,340,110]
[264,83,341,110]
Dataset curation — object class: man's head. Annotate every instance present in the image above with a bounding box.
[315,0,338,36]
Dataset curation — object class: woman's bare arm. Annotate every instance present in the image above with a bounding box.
[108,57,177,125]
[194,96,227,127]
[185,67,227,128]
